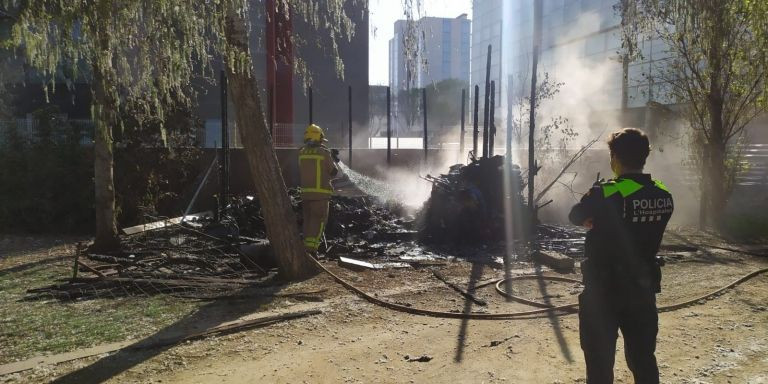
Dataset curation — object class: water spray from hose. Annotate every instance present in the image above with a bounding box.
[336,161,431,209]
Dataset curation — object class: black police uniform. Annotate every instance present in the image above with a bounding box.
[569,174,674,384]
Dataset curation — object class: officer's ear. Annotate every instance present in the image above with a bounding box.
[610,152,621,177]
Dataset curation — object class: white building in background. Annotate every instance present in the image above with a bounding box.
[389,14,471,92]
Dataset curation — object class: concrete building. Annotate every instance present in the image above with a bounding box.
[389,14,471,92]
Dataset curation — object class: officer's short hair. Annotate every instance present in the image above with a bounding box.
[607,128,650,169]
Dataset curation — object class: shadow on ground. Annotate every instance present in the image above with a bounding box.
[49,284,291,384]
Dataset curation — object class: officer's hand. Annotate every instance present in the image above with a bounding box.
[581,217,594,229]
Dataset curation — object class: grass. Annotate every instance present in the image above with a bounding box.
[0,240,201,364]
[723,213,768,242]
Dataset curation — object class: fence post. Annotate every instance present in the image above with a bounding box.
[348,85,352,168]
[489,80,496,157]
[219,69,229,216]
[473,85,479,158]
[460,88,466,163]
[387,86,391,166]
[483,44,492,158]
[422,87,428,162]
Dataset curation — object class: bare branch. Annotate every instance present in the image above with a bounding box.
[534,135,600,204]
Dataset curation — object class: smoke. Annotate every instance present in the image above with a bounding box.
[520,11,696,225]
[338,161,433,210]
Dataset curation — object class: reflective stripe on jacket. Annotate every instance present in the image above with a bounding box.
[299,144,337,200]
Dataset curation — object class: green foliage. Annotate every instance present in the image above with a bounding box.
[620,0,768,224]
[114,105,203,227]
[397,87,422,132]
[621,0,767,154]
[723,213,768,242]
[425,78,468,128]
[0,106,93,233]
[510,72,576,162]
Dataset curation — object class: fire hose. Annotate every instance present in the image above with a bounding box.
[308,256,768,319]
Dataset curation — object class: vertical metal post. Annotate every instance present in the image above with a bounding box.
[473,85,479,158]
[459,88,466,163]
[386,86,391,165]
[528,0,543,229]
[219,69,229,216]
[422,87,428,162]
[482,44,492,158]
[348,85,352,168]
[506,75,513,160]
[308,86,313,124]
[268,82,275,138]
[489,80,496,157]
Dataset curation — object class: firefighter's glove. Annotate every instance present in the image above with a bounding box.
[331,149,341,163]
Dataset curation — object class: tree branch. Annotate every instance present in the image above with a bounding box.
[534,135,600,204]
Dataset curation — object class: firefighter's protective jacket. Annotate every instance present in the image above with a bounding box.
[299,144,338,200]
[569,174,674,294]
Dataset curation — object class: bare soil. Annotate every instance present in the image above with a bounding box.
[2,230,767,384]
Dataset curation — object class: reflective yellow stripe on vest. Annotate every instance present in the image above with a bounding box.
[299,153,333,195]
[602,178,644,198]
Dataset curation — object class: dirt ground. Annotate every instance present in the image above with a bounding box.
[2,230,767,384]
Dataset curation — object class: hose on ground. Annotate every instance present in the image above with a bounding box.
[310,256,768,320]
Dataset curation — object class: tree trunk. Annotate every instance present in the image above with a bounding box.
[225,11,315,280]
[90,67,120,252]
[707,142,728,229]
[698,144,709,229]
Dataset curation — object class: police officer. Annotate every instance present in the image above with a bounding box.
[569,128,674,384]
[299,124,339,256]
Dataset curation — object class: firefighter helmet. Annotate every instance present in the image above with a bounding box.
[304,124,327,143]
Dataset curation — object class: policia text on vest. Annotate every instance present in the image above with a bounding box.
[570,173,674,384]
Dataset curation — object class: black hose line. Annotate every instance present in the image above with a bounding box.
[310,256,768,320]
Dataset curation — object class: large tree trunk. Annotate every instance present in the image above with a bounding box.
[225,11,315,279]
[707,142,728,229]
[90,67,120,251]
[698,144,710,229]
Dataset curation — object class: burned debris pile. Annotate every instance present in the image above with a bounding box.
[26,221,277,301]
[27,166,586,301]
[26,189,417,301]
[226,188,415,247]
[419,155,529,244]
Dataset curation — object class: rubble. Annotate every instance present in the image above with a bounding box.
[26,169,587,302]
[418,155,529,244]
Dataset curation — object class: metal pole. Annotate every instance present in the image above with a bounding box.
[459,88,466,163]
[308,86,313,124]
[473,84,479,158]
[348,85,353,168]
[268,82,275,138]
[219,69,229,216]
[482,44,492,158]
[386,86,391,165]
[183,155,218,222]
[489,80,496,157]
[506,75,513,160]
[528,0,543,229]
[422,87,428,162]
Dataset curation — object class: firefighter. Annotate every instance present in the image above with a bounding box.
[569,128,674,384]
[299,124,339,256]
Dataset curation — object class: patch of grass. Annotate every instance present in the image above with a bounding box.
[723,213,768,242]
[0,251,200,364]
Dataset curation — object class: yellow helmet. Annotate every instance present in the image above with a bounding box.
[304,124,326,143]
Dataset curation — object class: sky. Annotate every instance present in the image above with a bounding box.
[368,0,473,86]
